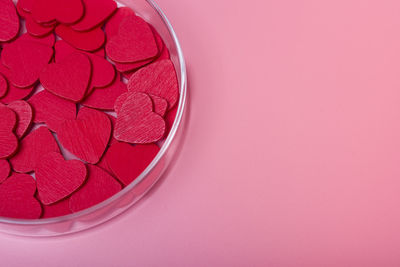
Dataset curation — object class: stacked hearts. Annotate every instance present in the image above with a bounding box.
[0,0,180,219]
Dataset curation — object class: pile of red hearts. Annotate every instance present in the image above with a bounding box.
[0,0,179,219]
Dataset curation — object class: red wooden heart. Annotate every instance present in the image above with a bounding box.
[0,73,8,99]
[2,40,54,88]
[41,197,71,218]
[35,152,87,205]
[106,142,160,186]
[71,0,117,32]
[28,90,76,133]
[106,15,158,63]
[0,64,35,104]
[25,14,56,37]
[114,92,166,144]
[127,60,179,109]
[40,52,92,102]
[55,24,105,52]
[0,106,18,159]
[69,164,121,212]
[0,173,42,219]
[105,7,135,38]
[31,0,84,24]
[114,92,167,117]
[0,0,20,42]
[58,107,111,164]
[0,159,10,183]
[7,100,33,138]
[10,126,60,173]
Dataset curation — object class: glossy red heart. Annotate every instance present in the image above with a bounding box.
[41,197,71,218]
[106,142,160,186]
[35,152,87,205]
[114,92,165,144]
[0,106,18,159]
[2,39,54,88]
[127,60,179,109]
[31,0,84,24]
[40,52,92,102]
[106,15,158,63]
[7,100,33,138]
[56,24,105,52]
[10,126,60,173]
[0,173,42,219]
[0,159,10,183]
[0,0,20,42]
[69,164,121,212]
[72,0,117,32]
[28,90,77,133]
[58,107,111,164]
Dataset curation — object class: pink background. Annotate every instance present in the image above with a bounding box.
[3,0,400,266]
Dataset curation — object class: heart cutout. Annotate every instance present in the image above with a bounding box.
[105,7,135,38]
[55,24,105,52]
[72,0,117,32]
[0,106,18,159]
[31,0,84,24]
[0,73,8,99]
[114,92,167,117]
[35,152,87,205]
[114,92,166,144]
[25,14,56,37]
[0,173,42,219]
[106,142,159,186]
[40,52,92,102]
[0,64,34,104]
[106,15,158,63]
[0,159,10,183]
[0,0,20,42]
[10,126,60,173]
[58,107,111,164]
[7,100,33,138]
[69,164,121,212]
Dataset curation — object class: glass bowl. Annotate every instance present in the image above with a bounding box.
[0,0,187,236]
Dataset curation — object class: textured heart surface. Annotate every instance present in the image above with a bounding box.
[114,92,165,144]
[2,40,54,88]
[127,60,179,109]
[0,173,42,219]
[106,15,158,63]
[58,107,111,164]
[107,142,159,186]
[114,92,167,117]
[69,164,121,212]
[10,126,59,173]
[40,52,92,102]
[0,159,10,183]
[0,0,20,42]
[31,0,84,24]
[0,65,35,104]
[36,152,87,205]
[71,0,117,32]
[41,197,71,218]
[0,106,18,159]
[28,90,76,132]
[56,24,105,52]
[7,100,33,138]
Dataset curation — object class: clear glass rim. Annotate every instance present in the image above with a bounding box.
[0,0,187,226]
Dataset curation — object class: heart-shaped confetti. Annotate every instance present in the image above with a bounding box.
[0,159,10,183]
[105,7,135,38]
[69,164,121,212]
[114,92,168,117]
[28,90,76,132]
[41,197,71,218]
[58,107,111,164]
[36,152,87,205]
[127,60,179,109]
[10,126,60,173]
[0,173,42,219]
[106,15,158,63]
[40,52,92,102]
[0,106,18,159]
[25,14,56,37]
[114,92,165,144]
[71,0,117,32]
[107,142,159,186]
[0,0,20,42]
[56,24,105,52]
[31,0,84,24]
[7,100,33,138]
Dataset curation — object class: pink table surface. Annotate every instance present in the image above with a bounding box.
[3,0,400,266]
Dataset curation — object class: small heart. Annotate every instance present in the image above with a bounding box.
[28,90,77,132]
[31,0,84,24]
[56,24,105,52]
[7,100,33,138]
[40,52,92,102]
[71,0,117,32]
[2,39,54,88]
[106,15,158,63]
[0,159,10,183]
[58,107,111,164]
[105,7,135,38]
[69,164,121,212]
[127,60,179,109]
[35,152,87,205]
[0,73,8,99]
[106,142,160,186]
[41,197,71,218]
[10,126,60,173]
[0,173,42,219]
[114,92,167,117]
[0,0,20,42]
[0,64,35,104]
[114,92,166,144]
[0,106,18,159]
